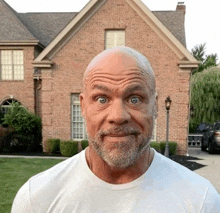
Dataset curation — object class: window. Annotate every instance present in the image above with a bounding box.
[0,50,24,80]
[0,99,22,115]
[71,94,87,140]
[105,30,125,49]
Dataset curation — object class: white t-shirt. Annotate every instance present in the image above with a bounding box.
[11,149,220,212]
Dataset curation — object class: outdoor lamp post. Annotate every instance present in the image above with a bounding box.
[190,106,194,118]
[165,96,172,158]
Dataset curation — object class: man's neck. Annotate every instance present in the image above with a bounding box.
[85,147,154,184]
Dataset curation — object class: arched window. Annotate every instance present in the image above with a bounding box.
[0,99,22,114]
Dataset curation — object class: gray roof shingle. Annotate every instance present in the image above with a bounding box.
[0,0,36,41]
[153,11,186,47]
[18,12,77,47]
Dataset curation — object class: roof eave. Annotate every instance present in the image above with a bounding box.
[178,61,200,69]
[33,60,53,68]
[0,40,43,47]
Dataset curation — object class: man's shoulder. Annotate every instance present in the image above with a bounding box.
[26,150,85,197]
[152,151,210,186]
[12,151,87,212]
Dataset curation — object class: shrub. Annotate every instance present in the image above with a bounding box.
[46,138,60,154]
[81,140,89,150]
[0,107,5,125]
[60,140,78,157]
[0,126,15,153]
[2,101,42,152]
[150,142,160,152]
[160,141,177,155]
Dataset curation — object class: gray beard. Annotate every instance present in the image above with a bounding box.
[88,127,152,169]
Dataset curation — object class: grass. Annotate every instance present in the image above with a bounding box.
[0,157,64,213]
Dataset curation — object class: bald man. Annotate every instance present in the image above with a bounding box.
[12,46,220,212]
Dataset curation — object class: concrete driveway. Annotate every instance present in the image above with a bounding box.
[188,147,220,193]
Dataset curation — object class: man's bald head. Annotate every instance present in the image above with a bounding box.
[83,46,156,95]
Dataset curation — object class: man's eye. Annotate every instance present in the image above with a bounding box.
[129,96,141,104]
[97,97,107,104]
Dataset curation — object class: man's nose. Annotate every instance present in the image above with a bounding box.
[107,99,131,124]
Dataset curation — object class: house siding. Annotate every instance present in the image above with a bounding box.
[40,0,190,155]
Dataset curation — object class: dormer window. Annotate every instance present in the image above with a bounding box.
[0,50,24,80]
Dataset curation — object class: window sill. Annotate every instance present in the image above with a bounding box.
[0,80,24,82]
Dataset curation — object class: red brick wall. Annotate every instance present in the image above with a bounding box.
[41,0,190,155]
[0,46,35,113]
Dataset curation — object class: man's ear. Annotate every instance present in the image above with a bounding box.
[80,93,86,118]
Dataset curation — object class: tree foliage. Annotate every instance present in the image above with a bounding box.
[189,67,220,132]
[191,43,218,75]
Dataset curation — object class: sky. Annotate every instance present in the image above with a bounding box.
[5,0,220,63]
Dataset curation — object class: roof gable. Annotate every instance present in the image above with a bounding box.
[0,0,38,44]
[33,0,197,66]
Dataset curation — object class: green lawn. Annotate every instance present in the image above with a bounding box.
[0,157,65,213]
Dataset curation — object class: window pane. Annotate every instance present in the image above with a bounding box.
[14,65,24,80]
[1,50,24,80]
[1,65,12,80]
[1,50,12,64]
[105,30,125,49]
[13,51,23,65]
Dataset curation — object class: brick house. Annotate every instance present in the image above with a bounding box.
[0,0,198,155]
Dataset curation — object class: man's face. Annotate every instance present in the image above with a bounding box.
[80,53,155,169]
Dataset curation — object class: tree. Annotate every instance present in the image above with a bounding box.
[189,66,220,132]
[191,43,218,75]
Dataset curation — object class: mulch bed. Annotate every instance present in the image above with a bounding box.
[169,155,207,171]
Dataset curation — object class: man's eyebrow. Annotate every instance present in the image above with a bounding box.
[125,85,146,93]
[91,84,111,92]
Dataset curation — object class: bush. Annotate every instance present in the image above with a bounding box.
[81,140,89,150]
[0,126,15,153]
[60,140,78,157]
[160,141,177,155]
[150,142,160,152]
[0,108,5,125]
[46,138,60,154]
[2,101,42,152]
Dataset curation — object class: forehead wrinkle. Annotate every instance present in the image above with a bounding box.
[84,68,149,83]
[84,71,155,95]
[89,76,149,90]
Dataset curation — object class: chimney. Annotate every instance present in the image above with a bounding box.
[176,2,186,14]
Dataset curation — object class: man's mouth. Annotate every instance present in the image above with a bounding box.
[99,127,140,139]
[106,134,135,137]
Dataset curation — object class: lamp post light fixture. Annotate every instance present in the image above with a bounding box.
[165,96,172,158]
